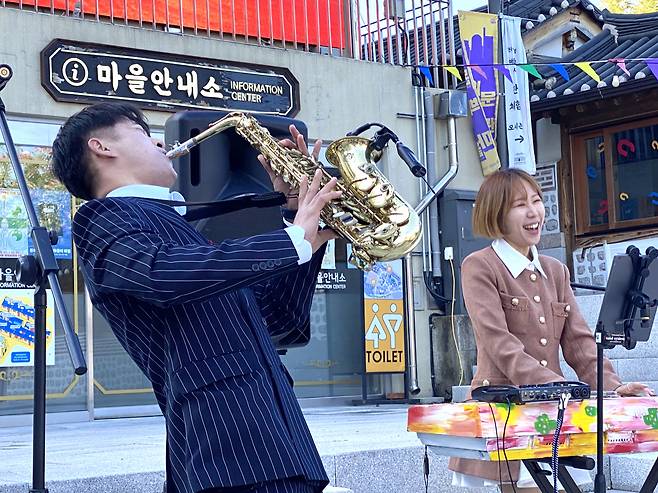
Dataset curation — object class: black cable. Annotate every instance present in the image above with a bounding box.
[551,393,569,493]
[423,271,451,307]
[488,403,505,492]
[423,446,430,493]
[502,397,518,493]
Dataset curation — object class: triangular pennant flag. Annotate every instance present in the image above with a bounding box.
[418,65,434,86]
[646,59,658,80]
[519,64,542,79]
[494,64,512,82]
[549,63,570,81]
[609,58,631,77]
[444,65,463,81]
[574,62,601,83]
[470,65,488,79]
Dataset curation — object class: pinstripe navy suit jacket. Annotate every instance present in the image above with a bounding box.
[73,197,329,493]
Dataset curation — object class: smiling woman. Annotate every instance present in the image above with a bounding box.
[447,168,652,492]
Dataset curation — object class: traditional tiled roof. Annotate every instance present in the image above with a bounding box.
[369,0,603,67]
[530,10,658,111]
[453,0,602,56]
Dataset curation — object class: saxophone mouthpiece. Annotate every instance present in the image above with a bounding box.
[166,141,194,160]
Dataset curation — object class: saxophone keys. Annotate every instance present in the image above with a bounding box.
[386,202,410,226]
[367,183,394,209]
[371,223,398,241]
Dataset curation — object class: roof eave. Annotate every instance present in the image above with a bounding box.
[530,78,658,113]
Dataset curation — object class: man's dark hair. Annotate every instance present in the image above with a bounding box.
[51,102,150,200]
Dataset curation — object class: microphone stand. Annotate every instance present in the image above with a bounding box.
[0,64,87,493]
[590,246,658,493]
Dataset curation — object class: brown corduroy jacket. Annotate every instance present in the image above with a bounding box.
[448,246,621,482]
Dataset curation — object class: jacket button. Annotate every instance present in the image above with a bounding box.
[540,360,548,367]
[539,316,546,324]
[530,273,537,281]
[540,338,548,346]
[565,304,571,312]
[533,295,541,303]
[251,263,260,272]
[266,260,275,269]
[482,379,490,386]
[511,298,519,306]
[259,261,268,270]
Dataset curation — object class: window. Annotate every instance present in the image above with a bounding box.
[572,117,658,235]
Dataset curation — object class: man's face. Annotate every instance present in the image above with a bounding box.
[104,119,177,188]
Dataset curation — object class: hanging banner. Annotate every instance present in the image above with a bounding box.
[363,260,405,373]
[458,11,501,176]
[501,15,536,174]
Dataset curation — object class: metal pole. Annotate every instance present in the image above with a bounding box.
[31,285,47,493]
[403,254,420,395]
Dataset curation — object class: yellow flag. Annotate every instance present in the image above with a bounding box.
[444,66,463,81]
[574,62,601,83]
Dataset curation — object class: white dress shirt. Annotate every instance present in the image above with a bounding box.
[106,184,311,264]
[491,238,547,279]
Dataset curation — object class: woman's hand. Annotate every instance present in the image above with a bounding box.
[615,382,656,397]
[257,124,322,211]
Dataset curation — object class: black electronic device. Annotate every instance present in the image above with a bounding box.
[518,381,591,403]
[472,381,591,405]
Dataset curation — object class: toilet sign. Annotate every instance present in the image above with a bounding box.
[363,260,406,373]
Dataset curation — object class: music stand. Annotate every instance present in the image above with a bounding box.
[0,64,87,492]
[593,246,658,493]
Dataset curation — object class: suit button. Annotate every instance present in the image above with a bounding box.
[251,263,260,272]
[565,304,571,312]
[483,379,490,386]
[274,259,282,266]
[539,316,546,324]
[533,295,541,303]
[540,360,548,367]
[530,273,538,281]
[540,338,548,346]
[511,298,519,306]
[259,261,268,270]
[267,260,275,269]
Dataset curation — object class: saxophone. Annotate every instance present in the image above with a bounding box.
[166,112,422,270]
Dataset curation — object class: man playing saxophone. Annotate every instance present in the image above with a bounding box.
[51,101,340,493]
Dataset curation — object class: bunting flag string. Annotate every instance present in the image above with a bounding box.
[414,57,658,85]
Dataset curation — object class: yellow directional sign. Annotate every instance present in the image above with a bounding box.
[364,299,405,373]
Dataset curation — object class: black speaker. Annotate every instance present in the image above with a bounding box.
[165,110,307,240]
[164,110,310,349]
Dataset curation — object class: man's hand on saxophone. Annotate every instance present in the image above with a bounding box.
[294,170,341,253]
[257,124,339,253]
[257,124,322,210]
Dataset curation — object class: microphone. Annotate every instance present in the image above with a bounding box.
[0,64,12,92]
[352,121,427,178]
[346,123,376,137]
[396,140,426,177]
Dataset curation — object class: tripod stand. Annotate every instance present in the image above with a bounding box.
[593,245,658,493]
[0,64,87,492]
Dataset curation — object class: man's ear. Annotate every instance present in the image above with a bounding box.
[87,137,118,158]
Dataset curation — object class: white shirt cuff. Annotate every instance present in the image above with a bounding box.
[284,225,312,265]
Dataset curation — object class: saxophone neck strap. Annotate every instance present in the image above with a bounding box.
[146,191,287,222]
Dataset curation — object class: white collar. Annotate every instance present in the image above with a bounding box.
[491,238,547,279]
[106,184,186,215]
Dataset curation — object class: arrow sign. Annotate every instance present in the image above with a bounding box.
[515,135,525,143]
